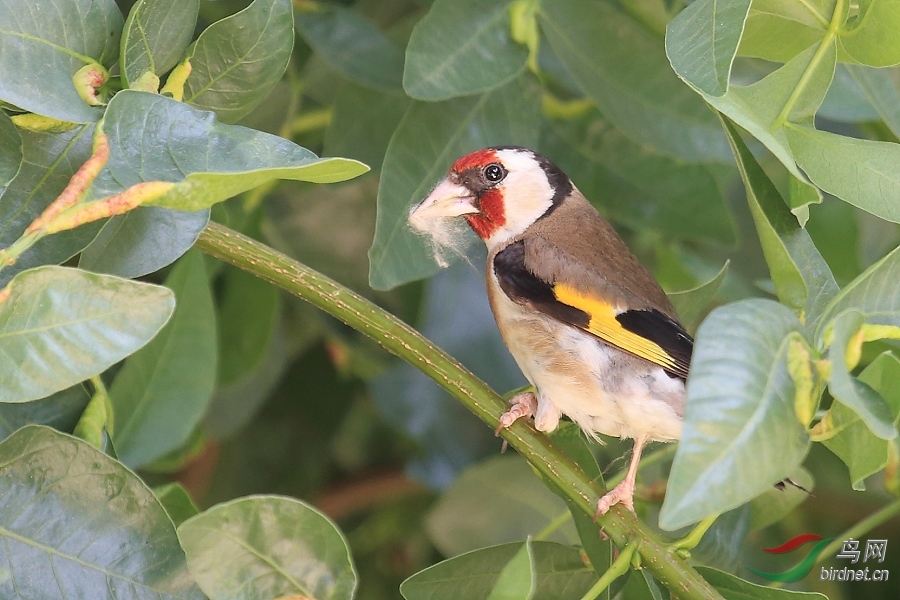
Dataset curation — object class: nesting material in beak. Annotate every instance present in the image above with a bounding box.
[408,178,478,267]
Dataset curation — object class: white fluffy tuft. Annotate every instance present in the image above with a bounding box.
[408,202,474,268]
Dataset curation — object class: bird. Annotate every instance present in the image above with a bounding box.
[407,146,693,516]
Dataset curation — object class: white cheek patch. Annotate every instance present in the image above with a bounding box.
[408,200,475,268]
[484,149,555,249]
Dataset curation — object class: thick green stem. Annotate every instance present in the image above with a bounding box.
[195,221,723,600]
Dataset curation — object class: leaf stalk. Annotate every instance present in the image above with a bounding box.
[771,0,844,130]
[579,541,638,600]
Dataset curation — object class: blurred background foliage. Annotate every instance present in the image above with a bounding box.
[123,0,897,597]
[2,0,900,597]
[196,0,896,597]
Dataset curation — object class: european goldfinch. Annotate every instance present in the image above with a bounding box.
[408,146,693,515]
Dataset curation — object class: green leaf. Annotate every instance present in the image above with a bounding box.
[400,541,597,600]
[665,0,752,97]
[264,177,381,294]
[719,116,838,324]
[121,0,200,87]
[816,243,900,341]
[846,64,900,138]
[78,207,209,278]
[324,84,412,171]
[179,495,357,600]
[660,299,809,530]
[0,385,90,442]
[202,228,287,440]
[692,506,752,573]
[0,0,122,123]
[142,426,204,474]
[538,0,731,162]
[669,261,730,329]
[697,566,828,599]
[111,250,217,468]
[620,570,668,600]
[0,124,101,287]
[539,111,736,246]
[0,111,22,189]
[804,198,861,285]
[823,352,900,488]
[203,326,290,440]
[0,425,204,599]
[372,260,525,486]
[704,42,835,210]
[368,74,540,290]
[838,0,900,67]
[546,421,601,480]
[153,482,199,528]
[217,262,280,387]
[404,0,527,101]
[0,266,175,403]
[546,423,612,582]
[786,124,900,223]
[296,3,405,92]
[737,0,830,63]
[184,0,294,123]
[749,467,814,530]
[825,310,897,440]
[819,64,880,123]
[91,91,368,212]
[425,455,578,556]
[487,540,535,600]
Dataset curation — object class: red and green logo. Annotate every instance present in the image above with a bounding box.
[747,534,835,582]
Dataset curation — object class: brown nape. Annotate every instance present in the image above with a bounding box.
[521,189,679,319]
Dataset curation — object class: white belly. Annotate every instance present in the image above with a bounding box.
[488,273,684,442]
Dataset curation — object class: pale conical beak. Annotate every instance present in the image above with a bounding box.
[408,178,478,231]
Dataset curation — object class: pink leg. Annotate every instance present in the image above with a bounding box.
[494,391,538,435]
[595,435,649,517]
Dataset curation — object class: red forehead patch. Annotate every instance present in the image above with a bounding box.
[451,148,497,173]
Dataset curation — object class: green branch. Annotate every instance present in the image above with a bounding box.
[194,221,723,600]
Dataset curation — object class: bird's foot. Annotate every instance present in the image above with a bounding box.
[494,391,538,435]
[594,478,636,518]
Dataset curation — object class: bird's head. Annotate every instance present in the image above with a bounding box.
[409,146,572,257]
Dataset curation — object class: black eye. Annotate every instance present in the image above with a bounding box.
[483,163,506,183]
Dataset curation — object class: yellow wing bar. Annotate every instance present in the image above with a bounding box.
[553,284,679,372]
